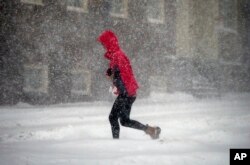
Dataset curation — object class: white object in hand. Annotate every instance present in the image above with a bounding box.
[109,86,118,96]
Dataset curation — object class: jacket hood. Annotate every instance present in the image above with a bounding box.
[98,30,120,59]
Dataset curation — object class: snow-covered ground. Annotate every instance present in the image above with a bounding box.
[0,92,250,165]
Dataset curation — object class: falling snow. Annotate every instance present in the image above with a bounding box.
[0,1,250,165]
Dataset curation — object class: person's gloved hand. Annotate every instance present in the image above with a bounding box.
[109,86,119,96]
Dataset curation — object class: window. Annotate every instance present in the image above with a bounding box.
[23,65,48,93]
[221,0,237,30]
[71,70,91,95]
[21,0,43,5]
[146,0,165,24]
[110,0,128,18]
[67,0,88,13]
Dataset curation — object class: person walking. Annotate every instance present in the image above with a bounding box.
[98,30,161,139]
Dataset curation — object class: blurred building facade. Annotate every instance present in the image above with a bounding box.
[0,0,249,104]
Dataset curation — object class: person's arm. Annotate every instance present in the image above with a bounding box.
[113,66,127,96]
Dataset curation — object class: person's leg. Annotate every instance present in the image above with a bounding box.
[109,95,123,139]
[118,96,161,139]
[119,96,147,131]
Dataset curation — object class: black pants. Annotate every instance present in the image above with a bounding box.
[109,95,147,139]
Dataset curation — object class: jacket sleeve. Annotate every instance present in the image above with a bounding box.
[106,68,112,76]
[112,66,127,96]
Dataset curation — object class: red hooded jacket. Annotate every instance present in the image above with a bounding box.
[98,30,139,96]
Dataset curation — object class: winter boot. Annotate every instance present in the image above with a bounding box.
[145,125,161,139]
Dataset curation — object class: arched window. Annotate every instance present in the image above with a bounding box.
[71,69,92,96]
[146,0,165,24]
[23,65,48,94]
[110,0,128,18]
